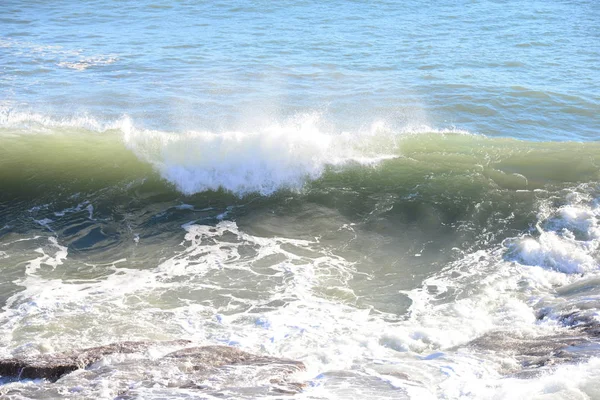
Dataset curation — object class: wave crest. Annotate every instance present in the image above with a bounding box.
[122,115,400,195]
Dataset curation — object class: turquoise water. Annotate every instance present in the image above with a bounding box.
[1,1,600,399]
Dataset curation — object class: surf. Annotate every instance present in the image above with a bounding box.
[1,112,599,201]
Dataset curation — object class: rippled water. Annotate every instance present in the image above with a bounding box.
[1,0,600,399]
[2,0,599,138]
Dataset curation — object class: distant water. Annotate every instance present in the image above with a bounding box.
[1,0,600,399]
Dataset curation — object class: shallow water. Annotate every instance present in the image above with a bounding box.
[1,0,600,399]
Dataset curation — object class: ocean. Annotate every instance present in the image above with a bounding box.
[1,0,599,398]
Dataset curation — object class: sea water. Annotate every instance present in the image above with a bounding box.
[1,0,599,398]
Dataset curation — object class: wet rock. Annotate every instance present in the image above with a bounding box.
[159,346,306,395]
[466,315,600,376]
[552,311,600,337]
[164,345,305,371]
[0,340,191,382]
[0,341,306,397]
[74,339,192,366]
[0,354,80,382]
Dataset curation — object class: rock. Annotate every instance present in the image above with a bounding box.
[164,345,305,371]
[0,340,191,382]
[466,324,598,376]
[0,341,306,396]
[553,311,600,337]
[0,354,80,382]
[159,345,306,395]
[74,339,192,366]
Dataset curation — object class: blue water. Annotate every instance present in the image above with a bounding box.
[2,0,599,139]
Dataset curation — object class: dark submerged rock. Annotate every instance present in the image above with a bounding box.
[0,340,191,382]
[0,341,305,395]
[0,354,79,382]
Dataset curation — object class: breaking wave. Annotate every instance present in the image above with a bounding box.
[1,108,599,199]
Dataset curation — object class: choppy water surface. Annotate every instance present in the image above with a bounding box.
[1,0,600,399]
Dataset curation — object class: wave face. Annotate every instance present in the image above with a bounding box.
[2,112,599,200]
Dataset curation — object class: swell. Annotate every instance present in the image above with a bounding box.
[1,121,599,201]
[0,129,156,199]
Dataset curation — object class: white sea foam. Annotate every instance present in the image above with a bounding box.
[33,218,55,233]
[0,38,117,72]
[57,56,118,71]
[132,198,600,398]
[121,114,400,195]
[2,188,600,398]
[506,189,600,273]
[0,108,128,133]
[353,188,600,398]
[53,201,94,219]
